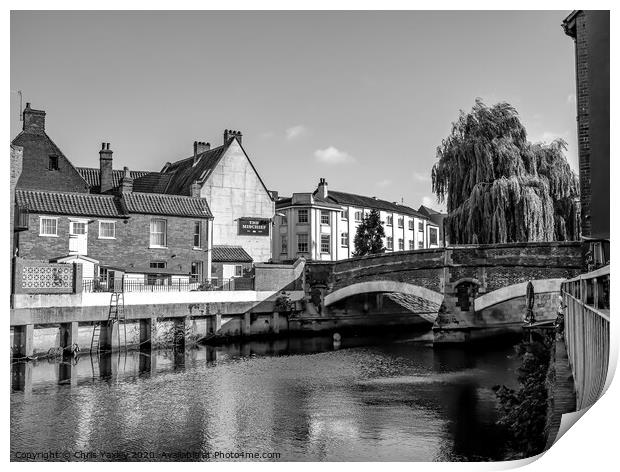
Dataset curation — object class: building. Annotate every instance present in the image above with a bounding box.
[563,10,610,241]
[417,205,447,246]
[160,130,275,264]
[11,104,214,287]
[272,178,440,262]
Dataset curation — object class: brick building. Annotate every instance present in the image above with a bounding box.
[563,10,610,240]
[11,104,213,287]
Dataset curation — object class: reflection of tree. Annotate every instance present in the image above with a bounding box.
[493,332,553,459]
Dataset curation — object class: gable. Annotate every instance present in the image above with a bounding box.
[12,132,90,193]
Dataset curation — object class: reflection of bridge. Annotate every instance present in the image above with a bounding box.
[304,242,582,342]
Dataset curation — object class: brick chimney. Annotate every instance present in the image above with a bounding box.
[120,166,133,193]
[317,177,328,199]
[224,129,242,145]
[22,103,46,134]
[99,142,113,194]
[190,180,201,198]
[193,141,210,165]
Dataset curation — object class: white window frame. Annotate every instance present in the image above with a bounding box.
[193,221,202,249]
[409,220,414,230]
[39,217,59,237]
[298,209,309,224]
[320,234,330,254]
[342,209,349,220]
[354,211,362,222]
[341,232,348,247]
[98,220,116,239]
[429,227,439,246]
[398,217,404,228]
[320,210,330,225]
[281,215,288,226]
[387,236,393,250]
[409,240,415,250]
[281,235,288,254]
[297,233,309,253]
[398,238,404,250]
[386,215,393,226]
[235,265,243,277]
[150,218,168,248]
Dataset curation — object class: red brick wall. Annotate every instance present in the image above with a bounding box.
[17,212,209,275]
[12,133,90,193]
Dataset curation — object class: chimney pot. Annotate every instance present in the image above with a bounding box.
[22,103,46,133]
[99,142,114,194]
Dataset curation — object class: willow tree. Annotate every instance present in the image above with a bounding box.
[432,100,580,244]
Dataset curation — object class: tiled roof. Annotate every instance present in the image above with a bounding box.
[77,167,151,191]
[121,192,212,218]
[161,146,227,196]
[275,195,342,210]
[212,245,253,263]
[16,189,124,217]
[326,190,427,219]
[133,172,174,193]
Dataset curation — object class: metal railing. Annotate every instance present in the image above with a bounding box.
[82,276,255,293]
[561,265,610,410]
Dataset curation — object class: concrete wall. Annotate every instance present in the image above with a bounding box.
[254,258,305,292]
[13,257,82,295]
[201,141,274,263]
[17,212,211,278]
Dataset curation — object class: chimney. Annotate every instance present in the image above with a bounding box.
[317,177,328,199]
[190,180,201,198]
[193,141,211,164]
[120,166,133,193]
[224,129,242,146]
[99,142,113,194]
[22,103,46,134]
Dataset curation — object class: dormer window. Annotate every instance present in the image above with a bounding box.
[48,155,59,171]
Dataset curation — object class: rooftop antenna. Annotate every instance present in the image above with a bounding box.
[17,90,23,121]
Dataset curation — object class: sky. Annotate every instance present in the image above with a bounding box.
[10,10,578,211]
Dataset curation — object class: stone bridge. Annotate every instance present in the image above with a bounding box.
[304,242,583,342]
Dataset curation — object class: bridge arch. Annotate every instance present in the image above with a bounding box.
[474,278,565,311]
[324,280,444,307]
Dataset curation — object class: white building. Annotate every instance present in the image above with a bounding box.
[162,130,275,263]
[273,178,441,262]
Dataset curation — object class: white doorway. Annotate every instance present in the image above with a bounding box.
[69,219,88,255]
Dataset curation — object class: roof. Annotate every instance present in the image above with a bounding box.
[121,192,213,218]
[16,189,124,218]
[212,245,253,263]
[325,190,427,219]
[275,194,343,210]
[126,267,190,276]
[161,145,228,196]
[418,205,443,216]
[77,167,151,192]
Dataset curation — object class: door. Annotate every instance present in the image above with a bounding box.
[69,220,88,255]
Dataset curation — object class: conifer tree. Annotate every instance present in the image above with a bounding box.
[353,209,386,256]
[432,100,580,244]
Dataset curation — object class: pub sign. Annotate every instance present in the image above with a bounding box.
[238,218,270,236]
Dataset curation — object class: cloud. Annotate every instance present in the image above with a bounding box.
[375,179,392,188]
[314,146,355,165]
[258,131,275,139]
[422,196,446,212]
[285,125,308,140]
[413,172,432,182]
[532,130,569,144]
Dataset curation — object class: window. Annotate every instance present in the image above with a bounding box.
[39,217,58,236]
[398,238,404,250]
[409,240,415,250]
[354,211,362,222]
[418,222,424,232]
[147,274,170,286]
[48,155,59,171]
[150,261,166,269]
[387,236,393,250]
[69,221,86,235]
[429,227,439,246]
[281,215,288,226]
[150,219,167,247]
[386,215,393,226]
[281,235,288,254]
[99,221,116,239]
[342,209,349,220]
[418,241,424,249]
[320,210,330,225]
[409,220,414,230]
[190,261,203,282]
[398,217,404,228]
[297,233,309,253]
[235,265,243,277]
[193,221,202,248]
[320,234,330,253]
[298,209,309,224]
[341,232,349,247]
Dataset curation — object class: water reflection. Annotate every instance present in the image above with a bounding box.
[11,330,522,461]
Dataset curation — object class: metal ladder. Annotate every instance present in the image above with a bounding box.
[91,289,127,353]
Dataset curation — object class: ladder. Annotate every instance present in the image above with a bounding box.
[91,286,127,353]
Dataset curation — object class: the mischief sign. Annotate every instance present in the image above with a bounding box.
[238,218,270,236]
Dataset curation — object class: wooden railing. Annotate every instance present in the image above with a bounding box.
[562,265,610,410]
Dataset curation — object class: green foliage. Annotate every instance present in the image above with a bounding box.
[274,291,294,313]
[432,100,580,244]
[353,209,386,256]
[493,334,554,459]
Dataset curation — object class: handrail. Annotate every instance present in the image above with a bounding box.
[564,264,609,283]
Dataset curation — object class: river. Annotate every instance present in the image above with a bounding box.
[11,329,524,461]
